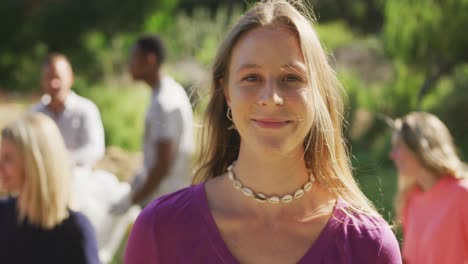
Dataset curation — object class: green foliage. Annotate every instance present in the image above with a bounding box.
[353,153,398,221]
[160,5,244,66]
[341,72,380,110]
[0,0,178,91]
[343,61,427,117]
[315,21,358,51]
[380,62,424,115]
[384,0,468,64]
[79,32,137,82]
[429,65,468,160]
[76,84,150,151]
[2,43,48,91]
[383,0,468,105]
[308,0,385,33]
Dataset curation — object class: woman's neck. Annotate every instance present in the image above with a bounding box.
[417,168,440,191]
[233,151,309,196]
[225,151,322,215]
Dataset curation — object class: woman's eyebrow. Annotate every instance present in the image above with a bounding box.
[235,63,262,73]
[281,62,307,73]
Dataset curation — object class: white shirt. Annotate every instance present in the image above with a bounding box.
[31,91,105,168]
[133,76,194,205]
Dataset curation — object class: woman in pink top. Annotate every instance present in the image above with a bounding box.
[389,112,468,264]
[125,1,401,263]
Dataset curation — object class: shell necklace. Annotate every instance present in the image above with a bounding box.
[226,162,316,204]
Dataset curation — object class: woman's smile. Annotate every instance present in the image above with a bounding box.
[252,118,292,129]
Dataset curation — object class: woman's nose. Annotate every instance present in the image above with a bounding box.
[257,79,284,106]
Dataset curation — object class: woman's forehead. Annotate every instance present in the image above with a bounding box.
[229,26,304,70]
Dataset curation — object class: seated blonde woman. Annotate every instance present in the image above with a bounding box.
[389,111,468,263]
[0,113,100,264]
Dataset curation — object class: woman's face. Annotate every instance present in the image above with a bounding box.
[0,138,25,192]
[389,136,423,178]
[224,25,314,157]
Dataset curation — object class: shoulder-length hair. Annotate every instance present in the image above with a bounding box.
[393,111,467,219]
[2,113,72,229]
[193,0,378,215]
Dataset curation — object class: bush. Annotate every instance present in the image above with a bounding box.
[430,65,468,160]
[315,21,358,51]
[0,0,178,91]
[76,83,150,151]
[160,5,244,66]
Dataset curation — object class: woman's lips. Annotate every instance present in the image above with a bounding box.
[252,119,291,129]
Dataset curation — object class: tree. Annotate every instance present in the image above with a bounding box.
[0,0,178,90]
[383,0,468,107]
[308,0,385,33]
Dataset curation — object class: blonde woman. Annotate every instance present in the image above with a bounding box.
[389,112,468,263]
[0,113,100,264]
[125,1,401,263]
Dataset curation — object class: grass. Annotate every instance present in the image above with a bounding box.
[76,83,150,151]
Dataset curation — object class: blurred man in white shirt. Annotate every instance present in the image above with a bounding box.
[31,53,105,168]
[110,35,194,213]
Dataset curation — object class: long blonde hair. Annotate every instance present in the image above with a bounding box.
[393,112,467,219]
[2,113,72,229]
[193,0,378,215]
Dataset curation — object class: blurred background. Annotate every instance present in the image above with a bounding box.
[1,0,467,262]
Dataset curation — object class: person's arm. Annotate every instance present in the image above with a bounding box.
[132,140,174,205]
[110,105,181,215]
[71,103,105,167]
[131,105,183,204]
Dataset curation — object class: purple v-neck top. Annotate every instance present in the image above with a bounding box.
[125,183,402,264]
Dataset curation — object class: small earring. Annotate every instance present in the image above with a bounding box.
[227,108,233,121]
[226,108,236,130]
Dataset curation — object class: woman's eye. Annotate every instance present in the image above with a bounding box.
[242,75,260,82]
[284,75,302,82]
